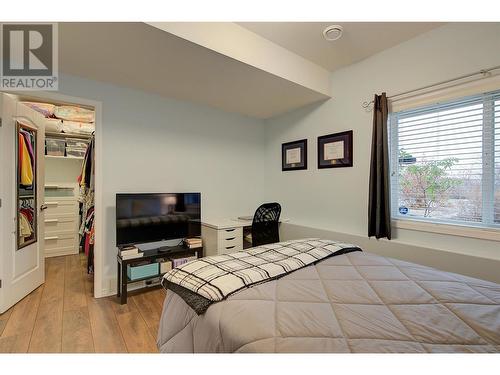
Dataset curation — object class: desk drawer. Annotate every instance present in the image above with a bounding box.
[201,224,245,257]
[218,235,243,253]
[220,236,241,248]
[220,227,242,240]
[220,245,243,254]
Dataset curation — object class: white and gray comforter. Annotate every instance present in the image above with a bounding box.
[162,239,360,314]
[157,239,500,353]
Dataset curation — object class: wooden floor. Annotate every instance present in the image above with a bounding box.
[0,254,166,353]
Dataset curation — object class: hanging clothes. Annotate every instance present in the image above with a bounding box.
[19,198,35,242]
[83,204,95,273]
[78,136,94,234]
[20,129,34,167]
[78,137,94,190]
[20,207,34,223]
[78,134,95,273]
[87,244,94,274]
[19,211,33,238]
[17,125,37,248]
[83,207,95,256]
[88,219,95,272]
[19,133,34,186]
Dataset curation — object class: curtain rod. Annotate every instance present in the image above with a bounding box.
[361,64,500,109]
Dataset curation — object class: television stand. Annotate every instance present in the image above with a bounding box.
[157,245,176,252]
[116,245,203,304]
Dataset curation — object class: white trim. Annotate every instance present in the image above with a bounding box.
[393,219,500,242]
[94,101,103,298]
[389,85,500,242]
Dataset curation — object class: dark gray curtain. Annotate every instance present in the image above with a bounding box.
[368,93,391,239]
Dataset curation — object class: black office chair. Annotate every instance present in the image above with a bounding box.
[250,203,281,247]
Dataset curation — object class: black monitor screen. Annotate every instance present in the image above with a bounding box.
[116,193,201,247]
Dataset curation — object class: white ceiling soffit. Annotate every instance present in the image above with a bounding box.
[59,22,330,119]
[238,22,445,72]
[148,22,331,96]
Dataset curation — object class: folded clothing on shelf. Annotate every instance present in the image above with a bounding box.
[21,102,56,118]
[62,120,95,135]
[55,106,95,123]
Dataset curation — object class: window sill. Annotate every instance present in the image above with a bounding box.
[392,219,500,242]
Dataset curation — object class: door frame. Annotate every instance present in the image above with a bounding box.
[2,90,104,298]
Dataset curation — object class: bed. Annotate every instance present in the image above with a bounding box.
[157,239,500,353]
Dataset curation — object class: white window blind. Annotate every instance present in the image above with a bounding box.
[389,89,500,228]
[495,96,500,224]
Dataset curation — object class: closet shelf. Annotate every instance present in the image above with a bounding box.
[45,184,74,190]
[45,155,84,160]
[45,131,92,140]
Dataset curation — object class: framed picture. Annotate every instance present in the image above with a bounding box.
[282,139,307,171]
[317,130,353,169]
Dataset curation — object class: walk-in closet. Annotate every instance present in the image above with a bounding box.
[29,99,95,262]
[39,102,96,273]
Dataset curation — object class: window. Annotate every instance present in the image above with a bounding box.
[389,89,500,229]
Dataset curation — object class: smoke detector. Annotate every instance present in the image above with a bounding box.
[323,25,343,41]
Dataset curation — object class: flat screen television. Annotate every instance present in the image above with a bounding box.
[116,193,201,247]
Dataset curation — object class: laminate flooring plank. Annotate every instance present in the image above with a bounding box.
[0,308,13,336]
[62,307,94,353]
[87,296,127,353]
[112,298,158,353]
[64,256,87,311]
[0,286,44,352]
[28,256,66,352]
[130,291,163,338]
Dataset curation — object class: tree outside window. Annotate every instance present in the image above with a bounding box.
[398,149,462,218]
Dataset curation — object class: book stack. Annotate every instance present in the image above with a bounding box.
[184,237,202,249]
[119,246,144,260]
[159,259,172,274]
[171,254,198,268]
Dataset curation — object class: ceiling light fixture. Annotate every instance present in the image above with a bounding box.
[323,25,343,41]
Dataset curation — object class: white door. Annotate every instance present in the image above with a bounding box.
[0,93,46,313]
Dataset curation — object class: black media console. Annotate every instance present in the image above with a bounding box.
[116,245,203,304]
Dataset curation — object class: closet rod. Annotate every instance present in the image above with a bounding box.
[362,64,500,109]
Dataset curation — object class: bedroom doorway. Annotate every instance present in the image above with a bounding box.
[0,91,102,313]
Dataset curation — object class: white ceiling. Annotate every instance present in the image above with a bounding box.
[238,22,445,72]
[59,23,328,119]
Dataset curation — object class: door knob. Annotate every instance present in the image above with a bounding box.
[40,204,49,211]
